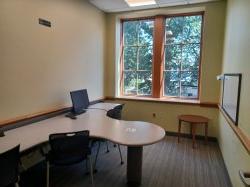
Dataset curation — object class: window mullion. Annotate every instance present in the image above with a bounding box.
[180,43,183,97]
[152,16,165,98]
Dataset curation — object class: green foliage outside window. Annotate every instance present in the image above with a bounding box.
[122,15,202,98]
[123,20,153,95]
[165,15,202,98]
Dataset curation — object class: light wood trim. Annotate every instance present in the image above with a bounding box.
[120,16,155,22]
[197,12,205,100]
[120,20,124,96]
[152,16,165,98]
[199,102,219,108]
[219,105,250,154]
[105,96,218,108]
[0,97,105,127]
[164,11,205,18]
[0,105,70,127]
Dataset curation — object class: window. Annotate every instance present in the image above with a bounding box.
[122,19,154,96]
[164,15,202,98]
[121,13,203,99]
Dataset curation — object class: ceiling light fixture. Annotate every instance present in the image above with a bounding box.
[125,0,156,7]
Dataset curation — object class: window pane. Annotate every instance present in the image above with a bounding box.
[165,17,184,44]
[123,21,138,46]
[122,19,154,96]
[181,71,198,97]
[138,46,153,70]
[183,16,202,43]
[138,71,152,95]
[165,44,181,70]
[124,71,137,95]
[124,46,138,70]
[182,44,200,71]
[164,15,202,99]
[139,20,154,45]
[164,71,180,96]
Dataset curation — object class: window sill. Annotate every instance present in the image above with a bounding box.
[106,96,218,108]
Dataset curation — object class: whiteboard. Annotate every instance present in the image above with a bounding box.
[222,74,242,125]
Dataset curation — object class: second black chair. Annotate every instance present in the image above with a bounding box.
[0,145,20,187]
[46,130,94,187]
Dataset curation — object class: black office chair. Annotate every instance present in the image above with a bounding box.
[0,145,20,187]
[93,104,125,171]
[106,104,124,120]
[46,130,94,187]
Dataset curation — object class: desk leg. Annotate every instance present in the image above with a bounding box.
[127,146,143,186]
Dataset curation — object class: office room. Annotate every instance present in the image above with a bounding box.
[0,0,249,187]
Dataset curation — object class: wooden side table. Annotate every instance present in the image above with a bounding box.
[178,115,209,148]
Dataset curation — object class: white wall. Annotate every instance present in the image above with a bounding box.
[0,0,106,120]
[218,0,250,186]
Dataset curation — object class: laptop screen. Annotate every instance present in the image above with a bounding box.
[70,89,89,113]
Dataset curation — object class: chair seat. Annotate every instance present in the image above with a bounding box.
[47,149,91,166]
[48,154,87,166]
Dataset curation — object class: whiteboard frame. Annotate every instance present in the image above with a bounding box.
[222,73,242,126]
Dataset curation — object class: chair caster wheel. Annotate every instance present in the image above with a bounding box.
[94,169,98,173]
[113,144,117,147]
[106,150,110,153]
[120,161,124,165]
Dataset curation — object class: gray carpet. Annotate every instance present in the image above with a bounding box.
[20,136,232,187]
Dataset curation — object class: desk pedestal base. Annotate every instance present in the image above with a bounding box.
[127,146,143,186]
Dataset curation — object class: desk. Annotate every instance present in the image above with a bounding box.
[88,102,120,111]
[0,103,165,185]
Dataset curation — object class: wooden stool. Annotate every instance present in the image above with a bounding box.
[178,115,209,148]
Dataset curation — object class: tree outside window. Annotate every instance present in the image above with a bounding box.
[164,15,202,98]
[121,13,203,99]
[122,20,154,96]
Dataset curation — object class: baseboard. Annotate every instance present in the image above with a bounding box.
[165,131,217,142]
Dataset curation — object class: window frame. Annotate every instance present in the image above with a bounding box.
[120,17,155,97]
[120,12,204,100]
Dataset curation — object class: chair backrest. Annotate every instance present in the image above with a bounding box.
[48,130,90,165]
[0,145,20,187]
[107,104,125,120]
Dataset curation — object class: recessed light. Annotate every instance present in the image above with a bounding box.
[125,0,156,7]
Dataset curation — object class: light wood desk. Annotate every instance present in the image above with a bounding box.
[87,102,121,111]
[0,103,165,186]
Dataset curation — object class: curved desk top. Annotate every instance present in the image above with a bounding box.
[87,102,121,111]
[0,103,165,153]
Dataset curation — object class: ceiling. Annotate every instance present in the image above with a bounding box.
[88,0,220,12]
